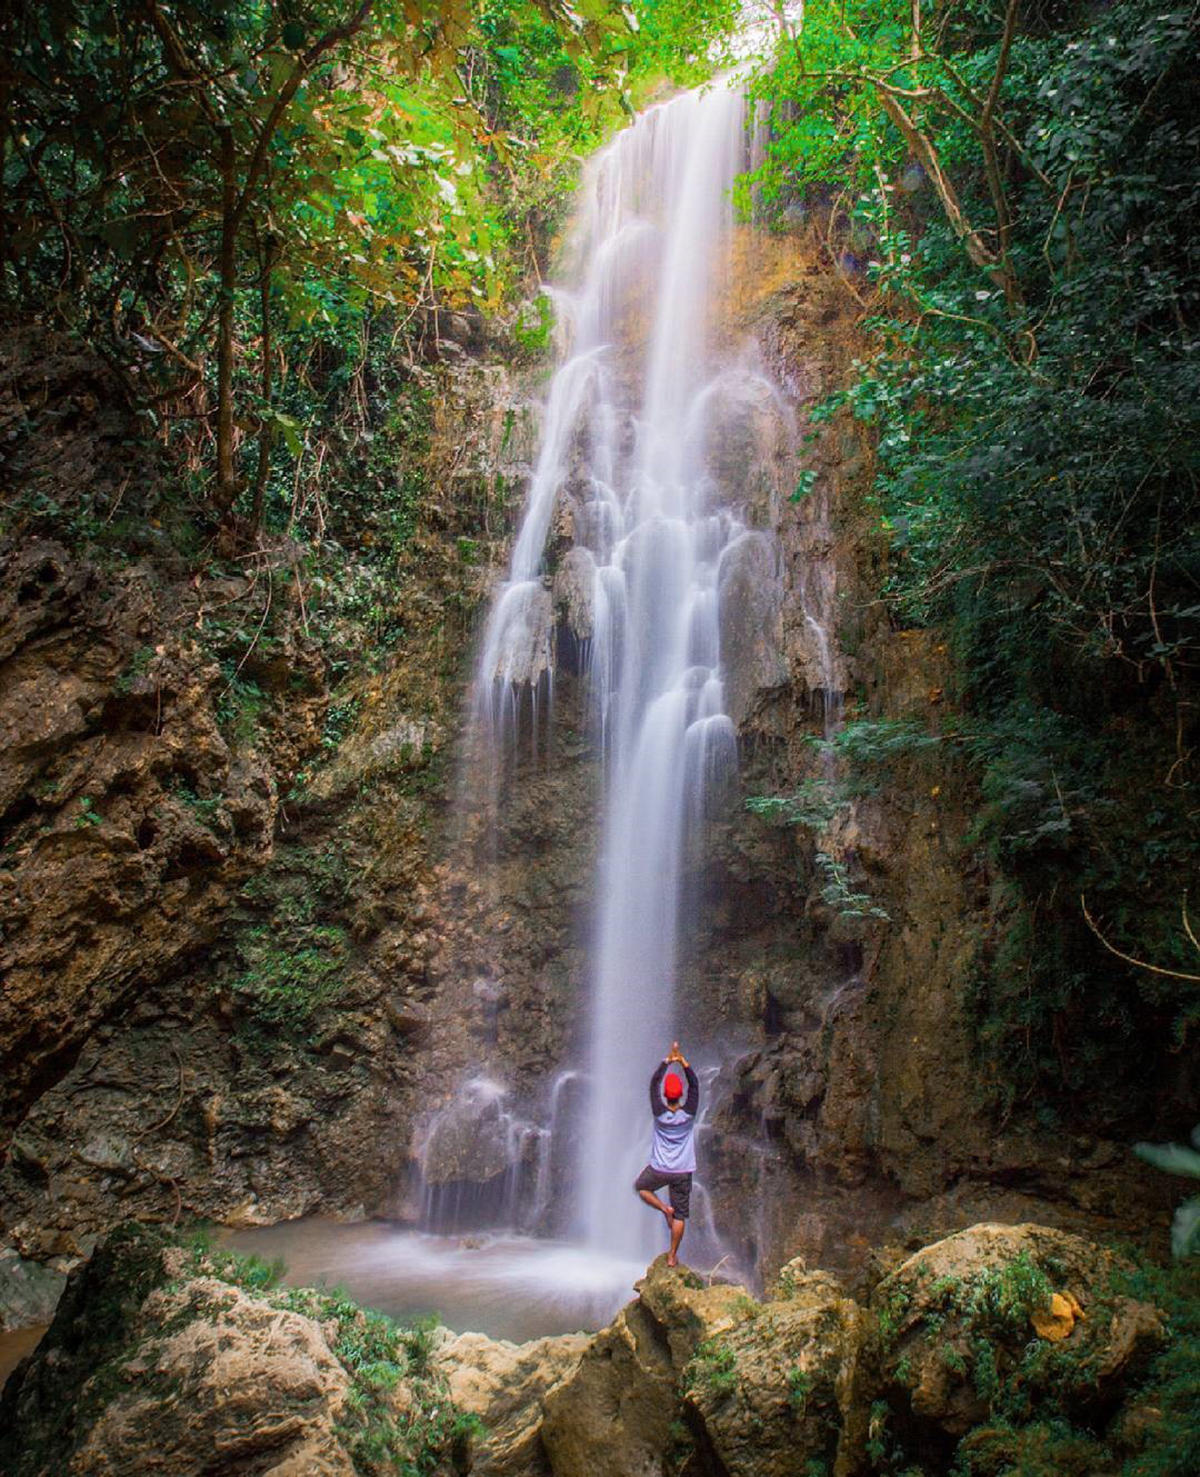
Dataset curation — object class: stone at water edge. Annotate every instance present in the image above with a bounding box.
[0,1251,66,1333]
[432,1327,590,1477]
[540,1254,869,1477]
[0,1229,457,1477]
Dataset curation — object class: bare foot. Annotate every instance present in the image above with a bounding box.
[660,1203,674,1226]
[666,1252,678,1267]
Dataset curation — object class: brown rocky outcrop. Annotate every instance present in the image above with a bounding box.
[681,1269,870,1477]
[0,335,541,1266]
[0,1223,1175,1477]
[540,1255,870,1477]
[0,1225,468,1477]
[67,1275,358,1476]
[0,535,323,1148]
[540,1260,748,1477]
[434,1327,589,1476]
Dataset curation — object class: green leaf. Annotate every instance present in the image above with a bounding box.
[1134,1141,1200,1181]
[790,469,817,503]
[282,20,305,51]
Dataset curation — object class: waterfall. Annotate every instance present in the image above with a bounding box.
[467,79,769,1261]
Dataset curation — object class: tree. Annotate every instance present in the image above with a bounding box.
[1,0,647,530]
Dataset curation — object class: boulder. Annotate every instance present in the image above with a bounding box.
[871,1223,1166,1442]
[540,1256,870,1477]
[0,1225,463,1477]
[541,1258,749,1477]
[0,1251,66,1332]
[680,1269,870,1477]
[540,1295,679,1477]
[67,1276,358,1476]
[434,1328,589,1476]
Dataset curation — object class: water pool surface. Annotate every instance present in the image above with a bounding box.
[222,1219,649,1343]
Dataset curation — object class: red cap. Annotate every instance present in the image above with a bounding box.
[663,1072,684,1101]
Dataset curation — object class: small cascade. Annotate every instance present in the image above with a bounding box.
[415,1073,584,1236]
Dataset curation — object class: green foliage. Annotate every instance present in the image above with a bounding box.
[826,719,943,770]
[747,778,840,831]
[115,646,157,694]
[175,1237,474,1476]
[741,0,1200,1124]
[815,851,891,923]
[870,1251,1200,1477]
[74,796,103,829]
[1115,1257,1200,1477]
[788,1364,813,1414]
[684,1336,739,1399]
[956,1254,1055,1343]
[172,782,225,830]
[512,291,557,355]
[2,0,736,522]
[791,468,818,503]
[322,695,362,753]
[747,719,944,837]
[230,843,353,1039]
[232,922,348,1032]
[216,675,268,747]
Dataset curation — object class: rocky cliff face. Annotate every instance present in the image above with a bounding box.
[686,237,1177,1274]
[373,233,1175,1271]
[0,327,540,1280]
[0,224,1175,1318]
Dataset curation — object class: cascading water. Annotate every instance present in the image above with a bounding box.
[222,76,813,1345]
[470,79,765,1263]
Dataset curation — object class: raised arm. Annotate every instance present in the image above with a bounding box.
[683,1063,700,1116]
[650,1060,668,1113]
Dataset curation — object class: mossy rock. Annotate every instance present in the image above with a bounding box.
[870,1224,1166,1450]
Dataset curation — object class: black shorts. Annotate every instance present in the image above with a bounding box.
[634,1164,692,1219]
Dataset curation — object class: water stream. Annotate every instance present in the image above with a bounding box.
[225,78,797,1337]
[471,79,762,1265]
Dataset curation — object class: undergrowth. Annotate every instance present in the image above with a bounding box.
[870,1250,1200,1477]
[228,843,353,1042]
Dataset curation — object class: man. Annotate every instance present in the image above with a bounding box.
[634,1041,700,1266]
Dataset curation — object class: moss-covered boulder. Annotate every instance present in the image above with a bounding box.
[540,1257,750,1477]
[541,1256,870,1477]
[681,1269,870,1477]
[870,1223,1167,1471]
[0,1224,472,1477]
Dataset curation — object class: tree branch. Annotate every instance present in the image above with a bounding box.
[1081,894,1200,983]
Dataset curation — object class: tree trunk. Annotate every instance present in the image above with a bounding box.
[250,236,275,536]
[216,123,237,514]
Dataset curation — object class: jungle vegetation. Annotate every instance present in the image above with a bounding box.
[745,0,1199,1135]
